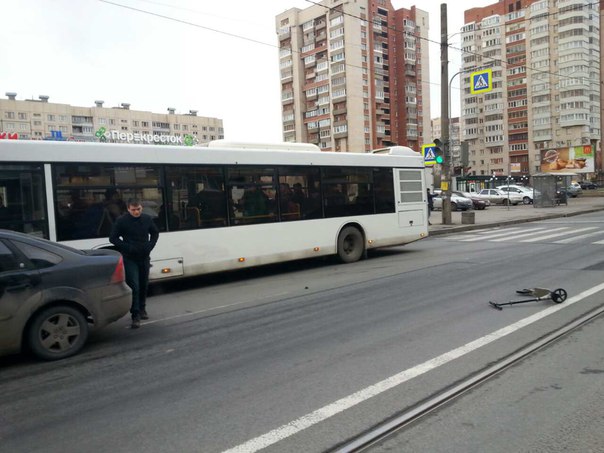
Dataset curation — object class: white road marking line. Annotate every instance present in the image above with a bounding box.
[222,282,604,453]
[593,239,604,245]
[520,226,599,243]
[491,227,568,242]
[554,230,604,244]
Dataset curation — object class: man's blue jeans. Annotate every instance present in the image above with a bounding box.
[123,257,150,319]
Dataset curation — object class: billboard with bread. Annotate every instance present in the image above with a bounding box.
[540,145,594,173]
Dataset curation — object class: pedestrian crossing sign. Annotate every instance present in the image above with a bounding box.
[470,68,493,95]
[422,143,437,166]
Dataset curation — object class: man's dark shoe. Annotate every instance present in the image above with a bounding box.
[131,317,141,329]
[140,310,149,320]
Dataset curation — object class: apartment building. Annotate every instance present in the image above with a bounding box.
[0,93,223,145]
[276,0,430,152]
[461,0,601,178]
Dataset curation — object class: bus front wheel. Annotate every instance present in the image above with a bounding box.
[337,226,364,263]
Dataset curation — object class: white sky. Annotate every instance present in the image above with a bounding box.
[1,0,495,142]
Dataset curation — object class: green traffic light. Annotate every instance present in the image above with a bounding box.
[435,155,444,164]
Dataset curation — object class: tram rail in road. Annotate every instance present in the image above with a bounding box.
[332,287,604,453]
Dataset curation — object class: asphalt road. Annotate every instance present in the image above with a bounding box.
[371,314,604,453]
[1,212,604,452]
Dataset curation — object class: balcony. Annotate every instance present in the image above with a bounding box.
[333,105,347,115]
[72,116,93,125]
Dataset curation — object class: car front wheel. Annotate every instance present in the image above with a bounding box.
[27,305,89,360]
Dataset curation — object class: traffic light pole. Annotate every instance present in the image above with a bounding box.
[440,3,452,225]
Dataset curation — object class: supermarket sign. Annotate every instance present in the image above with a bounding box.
[95,127,197,146]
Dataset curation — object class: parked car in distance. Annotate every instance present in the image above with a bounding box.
[565,183,582,197]
[496,185,534,205]
[474,188,523,205]
[432,192,473,211]
[579,181,599,190]
[453,191,489,210]
[0,229,131,360]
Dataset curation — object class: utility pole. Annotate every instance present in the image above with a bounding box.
[440,3,452,225]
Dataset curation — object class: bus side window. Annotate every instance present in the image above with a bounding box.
[227,166,277,226]
[1,165,48,238]
[164,166,228,231]
[278,167,321,221]
[374,168,395,213]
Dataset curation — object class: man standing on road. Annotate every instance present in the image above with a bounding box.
[427,188,434,226]
[110,198,159,329]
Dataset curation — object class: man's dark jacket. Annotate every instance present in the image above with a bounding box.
[110,213,159,260]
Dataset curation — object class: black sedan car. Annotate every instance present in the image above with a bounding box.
[0,230,131,360]
[579,181,599,190]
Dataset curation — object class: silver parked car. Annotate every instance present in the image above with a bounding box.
[0,230,131,360]
[474,188,523,205]
[496,185,534,205]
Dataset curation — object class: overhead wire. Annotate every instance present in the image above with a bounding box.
[97,0,446,96]
[98,0,276,48]
[99,0,599,108]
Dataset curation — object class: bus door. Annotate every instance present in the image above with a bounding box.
[394,168,426,228]
[0,164,48,238]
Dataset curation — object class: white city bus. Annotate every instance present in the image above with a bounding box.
[0,140,428,281]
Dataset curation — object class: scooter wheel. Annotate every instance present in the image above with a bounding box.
[551,288,567,304]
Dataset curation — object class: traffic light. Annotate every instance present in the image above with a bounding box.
[433,138,444,164]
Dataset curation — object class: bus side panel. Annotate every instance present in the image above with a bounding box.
[64,217,422,281]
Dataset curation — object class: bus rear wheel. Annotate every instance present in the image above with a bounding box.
[337,226,364,263]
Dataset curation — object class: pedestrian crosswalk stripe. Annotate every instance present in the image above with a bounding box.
[458,227,538,242]
[520,226,598,243]
[554,230,604,244]
[490,227,569,242]
[443,225,604,245]
[489,227,569,242]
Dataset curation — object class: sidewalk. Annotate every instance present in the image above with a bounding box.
[428,193,604,236]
